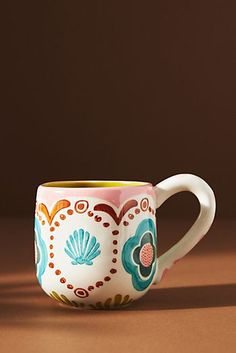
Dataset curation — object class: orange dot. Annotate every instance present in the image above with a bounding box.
[50,253,54,258]
[50,235,54,240]
[55,270,61,275]
[60,277,66,283]
[50,227,55,232]
[49,262,54,268]
[67,209,73,215]
[49,244,53,249]
[67,284,73,289]
[60,214,66,220]
[41,220,45,225]
[54,221,60,227]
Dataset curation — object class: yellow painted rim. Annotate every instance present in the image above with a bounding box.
[41,180,150,188]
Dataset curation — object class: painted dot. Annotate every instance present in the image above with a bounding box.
[112,258,117,263]
[88,286,94,291]
[140,198,149,211]
[60,277,66,283]
[74,288,89,298]
[42,220,45,225]
[104,276,111,281]
[67,284,73,289]
[67,209,73,215]
[55,269,61,275]
[152,210,155,215]
[55,221,60,227]
[110,268,117,274]
[49,262,54,268]
[60,214,66,220]
[103,222,110,228]
[123,221,129,226]
[95,215,102,222]
[112,230,119,235]
[88,211,94,217]
[113,249,118,254]
[49,244,53,249]
[50,253,54,258]
[50,227,55,232]
[96,281,103,288]
[148,207,152,212]
[50,235,54,240]
[75,200,89,214]
[128,214,134,220]
[113,240,118,245]
[135,208,140,214]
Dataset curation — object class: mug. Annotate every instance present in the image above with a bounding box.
[34,174,216,309]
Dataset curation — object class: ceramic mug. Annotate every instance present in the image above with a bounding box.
[34,174,216,309]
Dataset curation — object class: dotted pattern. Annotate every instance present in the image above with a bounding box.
[36,197,156,299]
[140,243,154,267]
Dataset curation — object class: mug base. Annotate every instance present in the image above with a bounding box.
[57,301,133,310]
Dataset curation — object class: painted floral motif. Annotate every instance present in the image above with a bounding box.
[50,291,85,308]
[89,294,133,310]
[122,218,157,291]
[34,218,48,285]
[64,229,101,266]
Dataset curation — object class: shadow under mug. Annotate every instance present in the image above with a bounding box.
[34,174,216,309]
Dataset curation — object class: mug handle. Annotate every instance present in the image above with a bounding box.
[153,174,216,283]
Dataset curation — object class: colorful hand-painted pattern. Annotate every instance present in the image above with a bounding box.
[34,218,48,285]
[122,218,157,291]
[49,291,133,310]
[35,196,156,307]
[64,229,101,266]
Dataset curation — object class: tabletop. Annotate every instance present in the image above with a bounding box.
[0,218,235,353]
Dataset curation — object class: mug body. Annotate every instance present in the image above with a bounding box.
[34,181,157,309]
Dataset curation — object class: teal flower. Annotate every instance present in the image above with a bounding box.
[34,218,48,285]
[122,219,157,291]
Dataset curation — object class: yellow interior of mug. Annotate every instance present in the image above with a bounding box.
[41,180,149,188]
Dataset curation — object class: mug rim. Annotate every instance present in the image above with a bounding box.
[40,180,152,189]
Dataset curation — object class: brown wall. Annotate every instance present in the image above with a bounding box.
[1,1,235,217]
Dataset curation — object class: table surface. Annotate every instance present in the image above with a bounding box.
[0,218,235,353]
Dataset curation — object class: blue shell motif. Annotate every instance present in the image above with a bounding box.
[64,229,101,266]
[34,218,48,285]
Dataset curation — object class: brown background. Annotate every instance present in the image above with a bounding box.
[1,1,236,218]
[1,3,236,352]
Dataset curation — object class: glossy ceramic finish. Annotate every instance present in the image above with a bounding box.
[34,175,216,309]
[35,182,157,309]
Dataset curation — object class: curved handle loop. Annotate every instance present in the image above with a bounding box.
[153,174,216,284]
